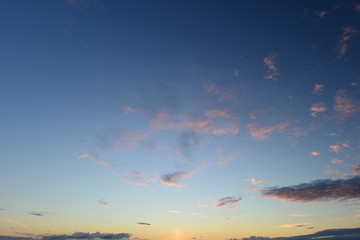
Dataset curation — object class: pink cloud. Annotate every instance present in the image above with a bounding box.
[310,151,320,156]
[264,53,279,81]
[161,171,196,187]
[95,159,112,167]
[334,90,360,119]
[314,11,329,18]
[331,158,344,164]
[214,196,242,209]
[275,223,309,228]
[310,102,327,117]
[78,153,91,158]
[197,204,208,208]
[167,210,181,214]
[247,178,263,185]
[329,142,350,153]
[122,179,150,187]
[206,109,235,119]
[247,122,289,140]
[217,155,235,166]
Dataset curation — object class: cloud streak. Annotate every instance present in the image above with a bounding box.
[334,90,360,119]
[261,176,360,203]
[214,196,242,209]
[337,26,357,58]
[247,122,288,140]
[161,171,196,187]
[43,232,131,240]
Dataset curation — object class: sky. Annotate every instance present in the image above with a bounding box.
[0,0,360,240]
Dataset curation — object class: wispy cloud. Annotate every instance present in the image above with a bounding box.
[122,170,152,187]
[337,26,357,58]
[78,153,91,158]
[334,90,360,119]
[247,178,263,185]
[205,109,235,119]
[264,54,279,81]
[214,196,242,209]
[275,223,309,228]
[289,214,312,217]
[197,203,208,208]
[217,154,235,166]
[117,131,152,151]
[331,158,344,164]
[121,106,142,114]
[312,84,325,95]
[97,199,111,206]
[4,219,28,228]
[247,122,289,140]
[161,171,196,187]
[261,176,360,202]
[135,222,151,226]
[310,102,327,117]
[329,142,350,153]
[314,11,329,18]
[43,232,131,240]
[351,164,360,176]
[167,210,181,214]
[29,211,56,217]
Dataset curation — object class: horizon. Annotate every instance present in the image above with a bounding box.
[1,0,360,240]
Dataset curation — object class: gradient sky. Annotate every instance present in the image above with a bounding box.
[1,1,360,240]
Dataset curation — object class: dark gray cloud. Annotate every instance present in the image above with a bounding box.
[214,196,242,209]
[135,222,151,226]
[261,176,360,202]
[42,232,131,240]
[229,227,360,240]
[29,211,56,217]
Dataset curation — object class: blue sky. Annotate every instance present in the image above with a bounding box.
[0,1,360,240]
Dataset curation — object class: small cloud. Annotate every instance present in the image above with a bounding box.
[247,178,263,185]
[310,102,327,117]
[247,122,289,140]
[261,176,360,203]
[161,171,196,187]
[264,53,279,81]
[331,158,344,164]
[122,179,150,187]
[29,211,56,217]
[312,84,325,95]
[197,204,208,208]
[167,210,181,214]
[289,214,312,217]
[203,80,218,94]
[310,151,320,156]
[234,69,240,76]
[329,142,350,153]
[224,216,238,221]
[205,109,234,119]
[98,199,111,206]
[135,222,151,226]
[337,26,357,58]
[5,219,28,228]
[326,132,338,136]
[95,159,112,167]
[217,155,235,166]
[78,153,91,158]
[275,223,309,228]
[121,106,142,114]
[214,196,242,209]
[314,11,329,18]
[334,90,360,119]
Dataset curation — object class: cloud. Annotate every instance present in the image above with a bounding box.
[43,232,131,240]
[310,151,320,156]
[331,158,344,164]
[167,210,181,214]
[135,222,151,226]
[337,26,357,58]
[98,199,111,206]
[78,153,91,158]
[29,211,56,217]
[121,106,142,114]
[275,223,309,228]
[203,80,238,102]
[122,170,151,187]
[4,219,28,228]
[117,131,151,151]
[161,171,196,187]
[214,196,242,209]
[261,176,360,203]
[247,122,289,140]
[314,11,329,17]
[264,54,279,81]
[247,179,263,185]
[289,214,312,217]
[179,130,201,158]
[218,155,235,166]
[206,109,235,119]
[197,204,208,208]
[310,103,327,117]
[311,84,325,95]
[203,80,218,94]
[334,90,360,119]
[329,142,349,153]
[351,164,360,176]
